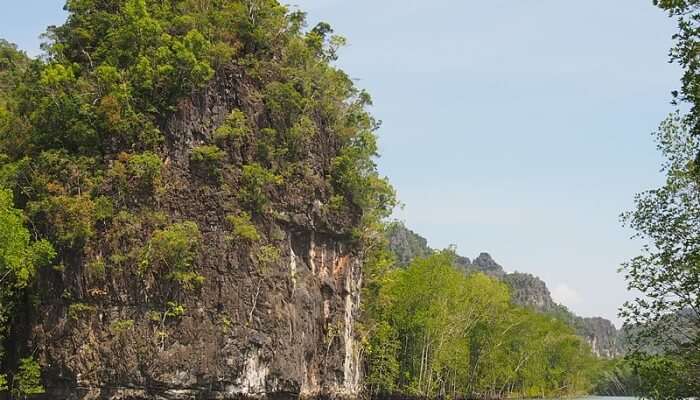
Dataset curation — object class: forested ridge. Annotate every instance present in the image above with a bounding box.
[362,249,602,399]
[385,222,624,359]
[0,1,697,400]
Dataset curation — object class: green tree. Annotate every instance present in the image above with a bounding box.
[226,212,261,242]
[620,113,700,398]
[654,1,700,139]
[239,163,282,212]
[141,221,204,290]
[0,188,55,393]
[365,250,598,399]
[0,39,28,99]
[13,357,45,398]
[365,320,400,396]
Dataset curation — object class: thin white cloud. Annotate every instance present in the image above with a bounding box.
[551,284,583,307]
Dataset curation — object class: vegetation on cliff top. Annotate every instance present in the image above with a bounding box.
[0,0,393,395]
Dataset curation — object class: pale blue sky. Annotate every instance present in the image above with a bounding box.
[0,1,680,326]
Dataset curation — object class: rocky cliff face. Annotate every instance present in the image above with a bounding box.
[385,222,432,267]
[453,252,506,278]
[23,67,364,400]
[385,222,623,359]
[470,253,506,278]
[576,317,621,359]
[503,272,556,312]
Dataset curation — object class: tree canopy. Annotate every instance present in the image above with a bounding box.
[0,188,55,393]
[614,2,700,397]
[620,113,700,398]
[363,251,600,399]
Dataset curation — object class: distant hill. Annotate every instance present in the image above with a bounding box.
[385,222,433,266]
[385,221,624,358]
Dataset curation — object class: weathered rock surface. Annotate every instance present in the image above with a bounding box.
[469,253,506,278]
[22,68,364,400]
[386,222,432,267]
[576,317,621,359]
[503,272,556,312]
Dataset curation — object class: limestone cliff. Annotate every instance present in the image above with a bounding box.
[575,317,622,359]
[453,252,506,278]
[385,222,432,267]
[503,272,556,312]
[18,66,367,400]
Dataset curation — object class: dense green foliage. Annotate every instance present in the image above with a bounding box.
[141,221,203,290]
[620,113,700,398]
[0,189,54,392]
[226,212,261,242]
[12,357,44,398]
[190,145,226,179]
[363,251,600,399]
[0,40,28,101]
[214,109,250,143]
